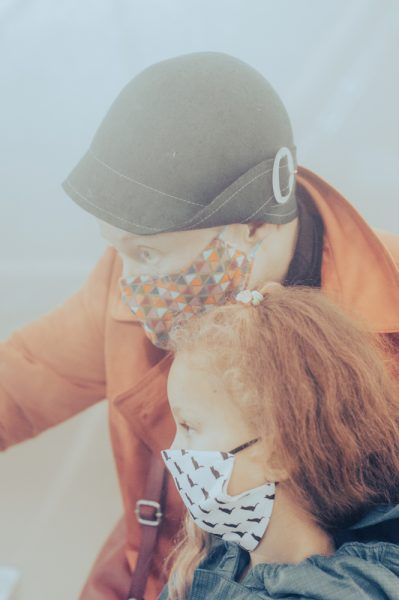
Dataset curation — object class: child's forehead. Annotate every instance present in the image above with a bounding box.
[171,403,201,422]
[169,354,218,389]
[167,354,231,412]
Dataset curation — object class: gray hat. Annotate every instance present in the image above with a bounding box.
[62,51,298,235]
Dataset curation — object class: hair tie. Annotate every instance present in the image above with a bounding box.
[235,289,264,306]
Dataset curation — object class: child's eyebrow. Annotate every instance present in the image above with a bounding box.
[172,405,201,423]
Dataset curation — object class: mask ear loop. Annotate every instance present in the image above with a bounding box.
[229,437,260,454]
[216,224,230,241]
[241,230,268,291]
[218,224,266,257]
[248,229,268,259]
[217,224,266,289]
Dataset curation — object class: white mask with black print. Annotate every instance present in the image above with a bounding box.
[161,438,276,552]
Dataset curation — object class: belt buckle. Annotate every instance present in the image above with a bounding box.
[135,499,163,526]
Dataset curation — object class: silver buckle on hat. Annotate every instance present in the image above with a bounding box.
[135,499,163,526]
[272,146,296,204]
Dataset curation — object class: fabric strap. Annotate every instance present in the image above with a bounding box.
[127,455,168,600]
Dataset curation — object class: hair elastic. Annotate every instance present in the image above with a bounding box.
[235,289,264,306]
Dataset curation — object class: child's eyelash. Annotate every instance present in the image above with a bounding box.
[180,422,192,431]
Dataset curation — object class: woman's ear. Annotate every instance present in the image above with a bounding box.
[246,221,270,240]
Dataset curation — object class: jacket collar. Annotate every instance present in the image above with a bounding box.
[350,503,399,530]
[111,166,399,332]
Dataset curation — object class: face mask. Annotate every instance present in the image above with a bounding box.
[119,226,265,349]
[161,438,276,552]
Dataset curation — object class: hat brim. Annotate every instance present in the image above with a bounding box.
[62,147,298,235]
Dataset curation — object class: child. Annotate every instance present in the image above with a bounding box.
[158,285,399,600]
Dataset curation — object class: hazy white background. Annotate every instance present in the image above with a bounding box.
[0,1,398,598]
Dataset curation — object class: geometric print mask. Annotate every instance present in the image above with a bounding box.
[119,226,265,350]
[161,439,276,552]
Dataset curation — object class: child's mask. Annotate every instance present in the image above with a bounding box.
[119,226,265,349]
[161,438,276,552]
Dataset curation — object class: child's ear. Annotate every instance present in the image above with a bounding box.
[262,447,290,484]
[249,438,289,484]
[264,464,290,484]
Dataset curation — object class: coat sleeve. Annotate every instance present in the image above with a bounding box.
[0,246,116,451]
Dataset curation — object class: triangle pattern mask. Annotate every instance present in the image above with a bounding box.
[119,229,263,349]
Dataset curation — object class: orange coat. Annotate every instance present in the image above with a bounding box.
[1,166,399,599]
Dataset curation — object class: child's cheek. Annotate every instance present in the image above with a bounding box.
[226,457,266,496]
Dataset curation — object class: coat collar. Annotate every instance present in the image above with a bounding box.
[110,166,399,333]
[110,259,136,322]
[297,166,399,332]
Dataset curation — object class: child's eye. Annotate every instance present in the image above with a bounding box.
[179,421,195,434]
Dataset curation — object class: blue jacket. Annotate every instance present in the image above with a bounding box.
[158,504,399,599]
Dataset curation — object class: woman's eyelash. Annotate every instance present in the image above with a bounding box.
[123,244,161,263]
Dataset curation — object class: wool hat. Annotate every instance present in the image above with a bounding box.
[62,51,298,235]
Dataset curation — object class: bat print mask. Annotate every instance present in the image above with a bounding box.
[161,438,276,551]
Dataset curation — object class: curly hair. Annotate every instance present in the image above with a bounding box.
[163,286,399,600]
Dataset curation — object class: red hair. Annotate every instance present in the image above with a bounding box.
[165,286,399,599]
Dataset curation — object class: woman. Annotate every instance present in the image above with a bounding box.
[158,285,399,599]
[1,51,398,600]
